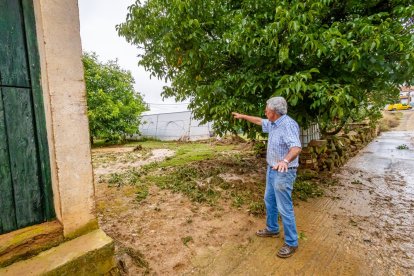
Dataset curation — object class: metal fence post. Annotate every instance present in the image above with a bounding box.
[155,114,159,137]
[188,113,192,139]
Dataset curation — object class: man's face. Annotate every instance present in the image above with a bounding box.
[265,106,279,122]
[265,107,274,119]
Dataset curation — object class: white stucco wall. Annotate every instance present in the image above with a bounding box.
[33,0,96,236]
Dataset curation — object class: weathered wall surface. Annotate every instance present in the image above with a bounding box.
[33,0,96,237]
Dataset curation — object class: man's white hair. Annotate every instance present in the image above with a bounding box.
[266,96,287,115]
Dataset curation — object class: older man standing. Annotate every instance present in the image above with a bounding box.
[232,96,302,258]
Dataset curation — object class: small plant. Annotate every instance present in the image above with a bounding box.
[298,232,307,241]
[396,144,409,150]
[248,201,265,216]
[349,218,358,227]
[108,173,124,187]
[181,236,193,246]
[135,185,149,203]
[232,196,244,208]
[351,179,362,185]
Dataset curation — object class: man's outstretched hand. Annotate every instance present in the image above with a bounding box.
[231,112,262,126]
[232,112,243,119]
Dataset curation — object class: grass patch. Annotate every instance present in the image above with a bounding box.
[248,201,266,216]
[160,146,215,167]
[96,142,239,208]
[148,166,223,205]
[118,141,236,169]
[108,173,124,187]
[159,143,234,168]
[143,152,266,212]
[135,185,149,202]
[95,140,328,216]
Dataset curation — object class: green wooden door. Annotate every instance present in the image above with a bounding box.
[0,0,55,234]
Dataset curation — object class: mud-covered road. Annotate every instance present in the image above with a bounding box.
[191,111,414,275]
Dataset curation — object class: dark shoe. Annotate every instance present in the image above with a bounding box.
[277,243,298,258]
[256,228,280,237]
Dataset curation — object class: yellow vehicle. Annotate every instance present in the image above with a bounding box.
[387,103,413,111]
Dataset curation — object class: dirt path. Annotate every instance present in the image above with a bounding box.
[190,111,414,275]
[394,110,414,131]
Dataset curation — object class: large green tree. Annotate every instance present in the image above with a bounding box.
[83,52,147,143]
[117,0,414,136]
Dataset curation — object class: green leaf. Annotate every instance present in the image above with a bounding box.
[279,45,289,63]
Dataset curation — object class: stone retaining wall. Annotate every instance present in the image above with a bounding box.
[299,123,380,173]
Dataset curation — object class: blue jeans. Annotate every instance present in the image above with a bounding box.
[264,166,298,247]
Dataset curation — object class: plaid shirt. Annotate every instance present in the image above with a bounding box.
[262,115,301,167]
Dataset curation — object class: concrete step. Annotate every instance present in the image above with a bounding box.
[0,229,116,275]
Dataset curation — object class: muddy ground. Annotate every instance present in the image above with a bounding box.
[92,110,414,275]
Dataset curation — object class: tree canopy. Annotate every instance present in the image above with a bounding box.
[83,52,147,143]
[117,0,414,136]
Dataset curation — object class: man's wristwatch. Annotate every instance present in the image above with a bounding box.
[282,159,289,164]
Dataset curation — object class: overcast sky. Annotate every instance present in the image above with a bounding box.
[78,0,189,114]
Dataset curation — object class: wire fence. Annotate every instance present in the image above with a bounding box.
[134,111,320,146]
[300,123,321,147]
